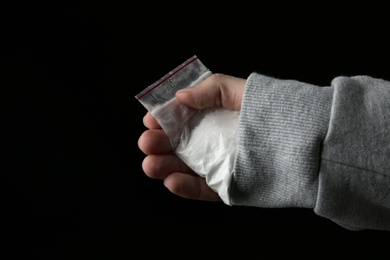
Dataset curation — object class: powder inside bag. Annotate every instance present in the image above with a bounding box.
[175,108,240,204]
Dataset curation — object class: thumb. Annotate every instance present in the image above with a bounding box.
[175,73,246,111]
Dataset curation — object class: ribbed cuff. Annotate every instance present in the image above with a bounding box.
[230,73,333,208]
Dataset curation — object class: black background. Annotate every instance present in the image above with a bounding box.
[3,2,390,258]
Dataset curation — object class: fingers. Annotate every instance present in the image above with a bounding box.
[138,129,172,154]
[164,172,222,202]
[142,154,221,202]
[142,154,195,179]
[143,112,161,129]
[176,73,246,111]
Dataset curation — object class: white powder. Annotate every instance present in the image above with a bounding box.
[175,108,240,205]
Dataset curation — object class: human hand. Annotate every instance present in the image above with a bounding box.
[138,73,246,201]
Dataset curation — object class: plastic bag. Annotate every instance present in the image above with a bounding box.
[135,55,239,205]
[135,55,212,150]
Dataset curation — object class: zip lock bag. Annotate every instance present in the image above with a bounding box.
[135,55,240,205]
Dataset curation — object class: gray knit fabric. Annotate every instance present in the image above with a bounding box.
[317,76,390,231]
[230,73,390,231]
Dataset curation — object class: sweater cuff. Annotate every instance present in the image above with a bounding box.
[230,73,333,208]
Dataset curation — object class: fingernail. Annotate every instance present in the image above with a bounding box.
[142,115,147,127]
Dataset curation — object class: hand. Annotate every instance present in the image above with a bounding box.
[138,73,246,201]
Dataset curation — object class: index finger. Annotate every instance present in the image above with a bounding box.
[143,112,161,129]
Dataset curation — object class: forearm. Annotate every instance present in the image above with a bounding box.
[316,76,390,231]
[230,73,390,231]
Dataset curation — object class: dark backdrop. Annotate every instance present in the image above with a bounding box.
[3,2,389,258]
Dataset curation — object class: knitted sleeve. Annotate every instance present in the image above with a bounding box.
[230,73,390,231]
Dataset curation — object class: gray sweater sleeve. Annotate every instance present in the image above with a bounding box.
[230,73,390,231]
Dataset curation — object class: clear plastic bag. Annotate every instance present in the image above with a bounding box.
[135,55,212,150]
[135,55,239,205]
